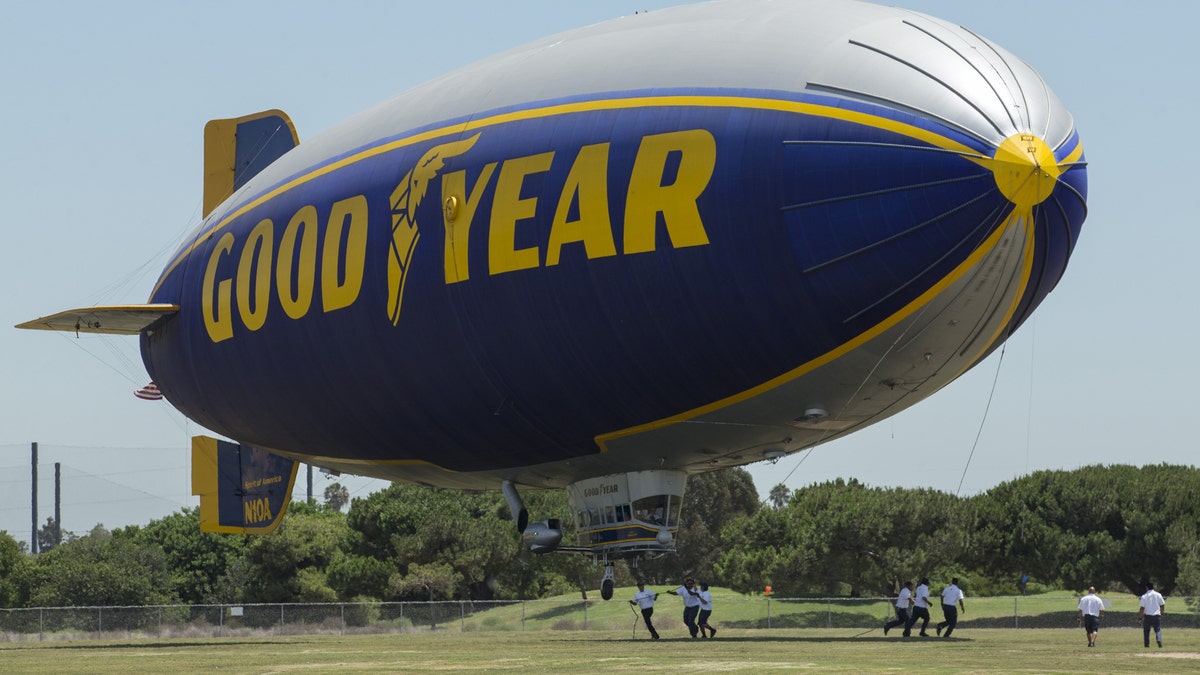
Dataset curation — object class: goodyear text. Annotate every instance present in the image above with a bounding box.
[201,128,716,343]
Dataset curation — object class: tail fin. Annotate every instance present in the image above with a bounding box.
[203,109,299,217]
[191,436,298,534]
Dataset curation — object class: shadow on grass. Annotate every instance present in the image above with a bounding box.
[5,639,307,650]
[525,603,588,621]
[722,610,881,629]
[560,635,974,643]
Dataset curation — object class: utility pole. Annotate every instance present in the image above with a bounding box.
[54,462,62,547]
[307,464,314,505]
[31,442,38,554]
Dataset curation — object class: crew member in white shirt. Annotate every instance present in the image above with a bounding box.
[630,582,660,640]
[667,578,702,637]
[905,577,933,637]
[884,580,913,636]
[1076,586,1104,647]
[935,578,965,638]
[697,582,717,638]
[1137,581,1166,648]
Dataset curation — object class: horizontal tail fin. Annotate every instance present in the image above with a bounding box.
[203,109,299,218]
[191,436,298,534]
[15,304,179,335]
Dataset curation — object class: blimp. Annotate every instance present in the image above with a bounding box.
[19,0,1086,594]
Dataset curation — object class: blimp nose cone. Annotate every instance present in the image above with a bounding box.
[992,134,1062,209]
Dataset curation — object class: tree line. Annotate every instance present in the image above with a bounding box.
[0,464,1196,608]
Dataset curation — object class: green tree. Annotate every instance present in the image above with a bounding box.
[345,483,588,600]
[389,561,461,601]
[242,504,347,603]
[36,517,63,552]
[21,525,175,607]
[0,530,28,608]
[769,483,791,509]
[385,487,521,600]
[324,482,350,512]
[970,464,1200,594]
[208,556,259,605]
[717,479,970,596]
[128,507,249,604]
[637,467,760,585]
[326,551,395,599]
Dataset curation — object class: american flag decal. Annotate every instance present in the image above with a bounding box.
[134,382,163,400]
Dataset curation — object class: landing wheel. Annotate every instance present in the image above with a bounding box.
[600,562,616,600]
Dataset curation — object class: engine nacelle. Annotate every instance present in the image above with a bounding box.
[522,519,563,554]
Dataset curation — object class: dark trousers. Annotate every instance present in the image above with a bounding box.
[1143,614,1162,647]
[683,605,700,637]
[884,606,909,634]
[640,607,659,639]
[937,604,958,637]
[906,606,931,634]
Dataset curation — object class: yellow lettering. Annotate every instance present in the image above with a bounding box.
[236,219,273,331]
[489,152,554,275]
[277,205,318,320]
[442,163,498,284]
[202,232,236,343]
[624,129,715,253]
[244,498,274,525]
[547,143,616,265]
[322,195,369,311]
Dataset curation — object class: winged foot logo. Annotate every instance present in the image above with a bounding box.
[387,133,481,325]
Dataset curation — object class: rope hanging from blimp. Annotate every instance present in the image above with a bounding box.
[954,341,1006,497]
[80,123,287,311]
[55,121,295,420]
[770,298,937,493]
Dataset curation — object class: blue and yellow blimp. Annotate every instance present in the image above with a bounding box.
[20,0,1086,571]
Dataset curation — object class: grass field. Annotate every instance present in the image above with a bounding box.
[1,628,1198,673]
[3,588,1196,672]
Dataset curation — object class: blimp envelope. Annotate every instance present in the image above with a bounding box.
[19,1,1087,549]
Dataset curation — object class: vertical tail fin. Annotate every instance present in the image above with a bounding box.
[203,109,299,217]
[191,436,298,534]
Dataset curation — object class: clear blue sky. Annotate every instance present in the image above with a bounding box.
[2,1,1194,547]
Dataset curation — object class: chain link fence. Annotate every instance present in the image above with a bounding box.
[2,596,1196,642]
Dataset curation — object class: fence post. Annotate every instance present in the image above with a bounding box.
[159,606,163,638]
[1014,597,1018,628]
[341,603,345,635]
[39,608,44,641]
[767,596,771,629]
[460,601,465,632]
[219,605,224,637]
[98,606,103,636]
[521,601,526,631]
[827,599,832,628]
[280,604,285,635]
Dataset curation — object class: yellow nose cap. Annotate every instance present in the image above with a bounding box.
[992,134,1061,209]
